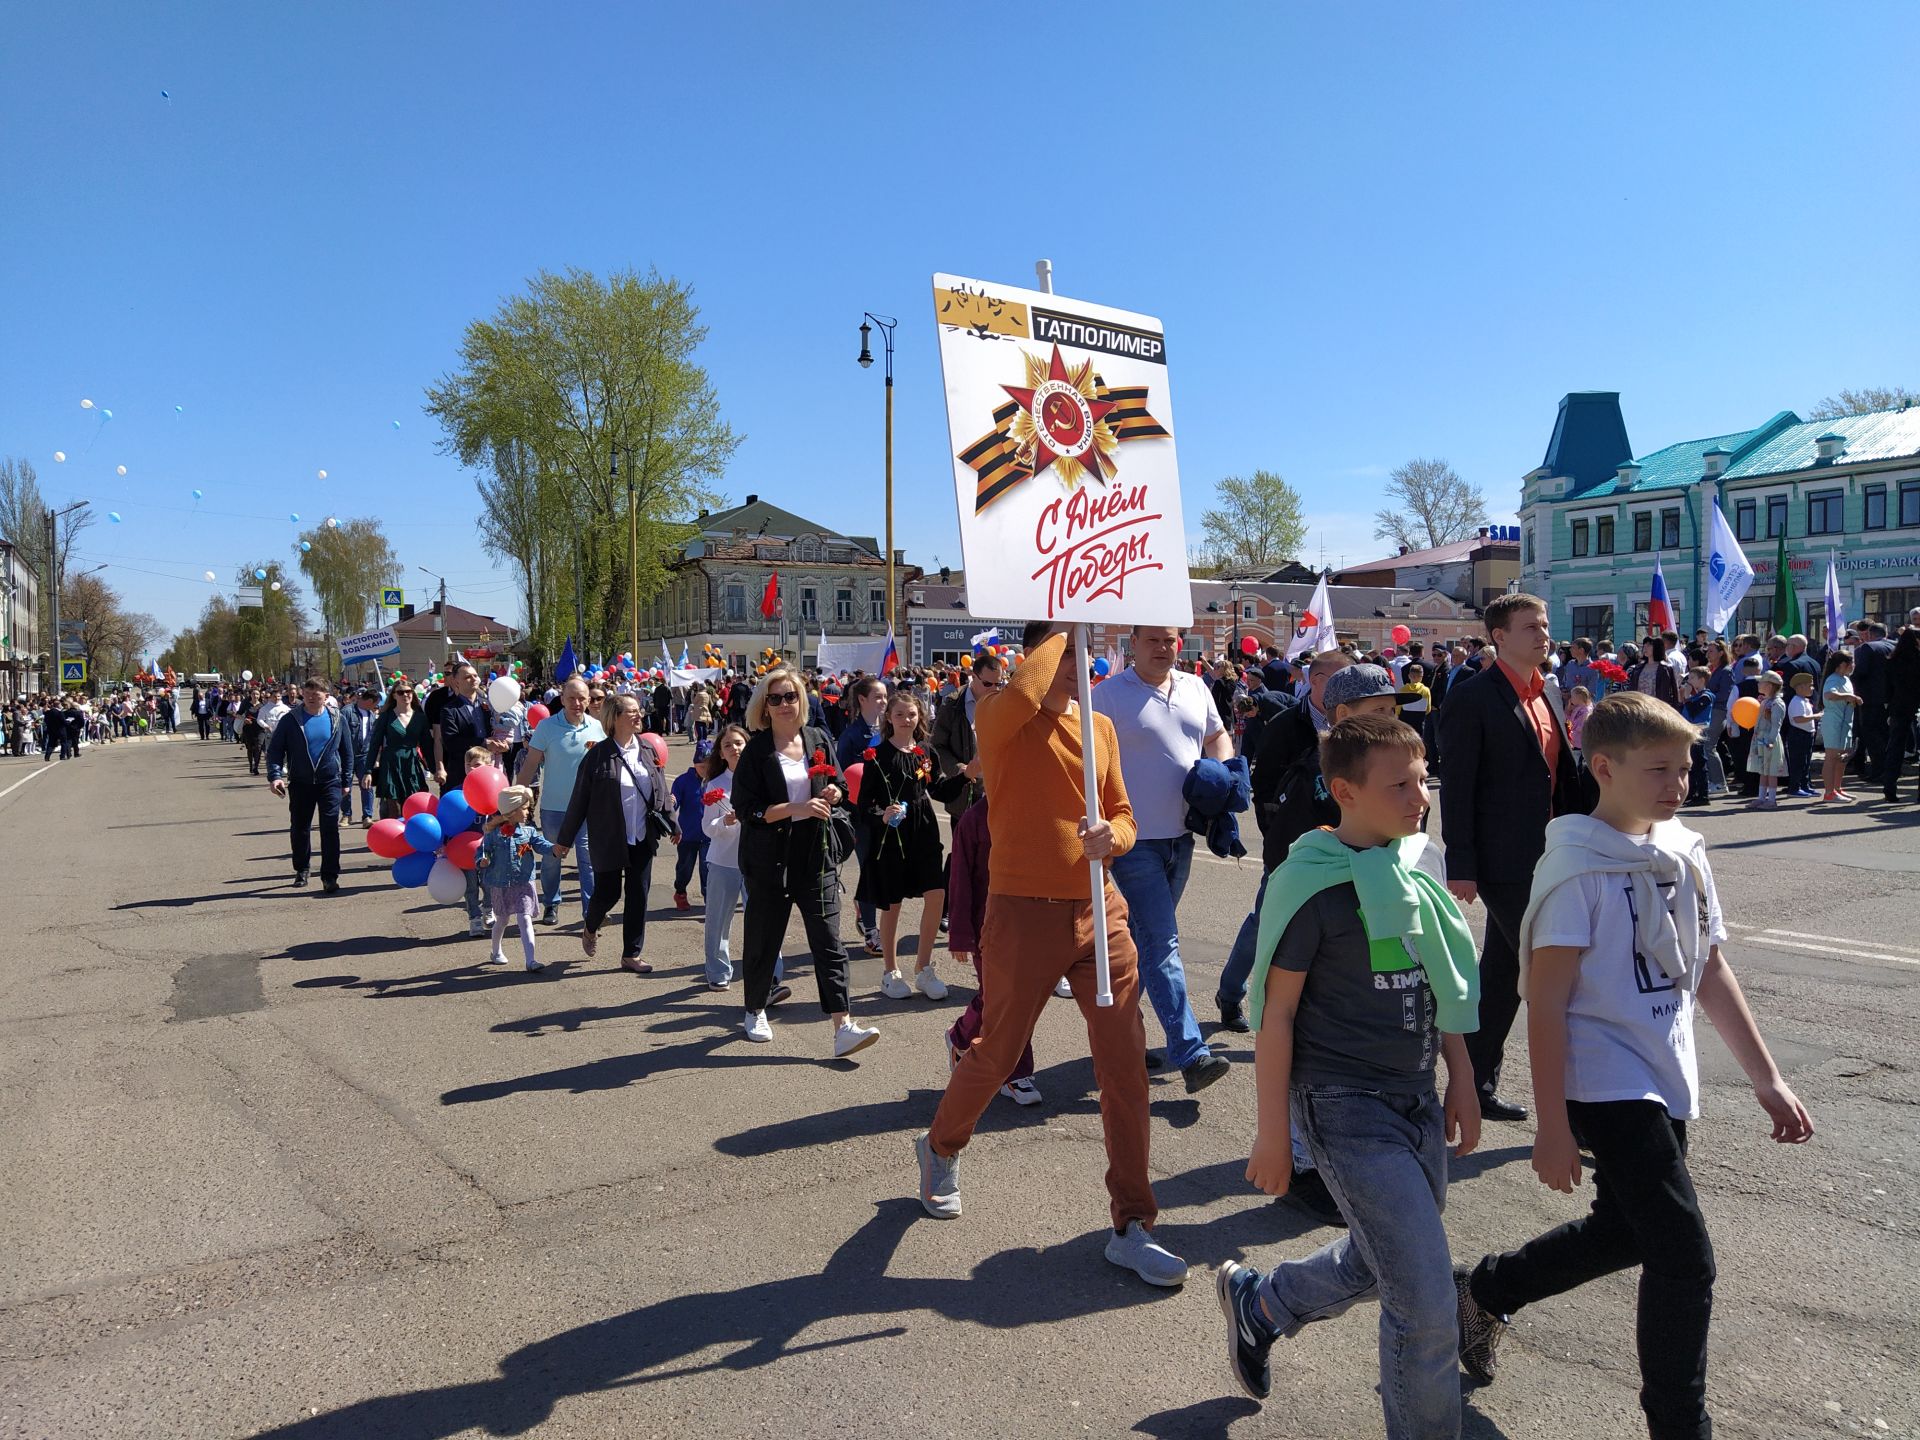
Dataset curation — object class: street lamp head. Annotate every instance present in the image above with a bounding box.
[857,320,873,369]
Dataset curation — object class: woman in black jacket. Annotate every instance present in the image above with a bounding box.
[1881,626,1920,803]
[555,692,676,974]
[731,664,878,1059]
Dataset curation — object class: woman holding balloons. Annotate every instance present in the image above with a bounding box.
[364,684,430,820]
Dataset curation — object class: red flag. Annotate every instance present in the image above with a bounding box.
[759,571,781,619]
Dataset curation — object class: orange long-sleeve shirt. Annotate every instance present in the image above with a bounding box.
[976,631,1135,900]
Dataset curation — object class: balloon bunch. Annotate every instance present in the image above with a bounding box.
[702,642,725,668]
[367,771,500,898]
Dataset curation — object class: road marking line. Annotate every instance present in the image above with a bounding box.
[1728,922,1920,960]
[0,764,53,805]
[1730,930,1920,968]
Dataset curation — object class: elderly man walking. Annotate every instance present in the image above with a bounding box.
[266,677,352,893]
[1092,625,1233,1094]
[517,675,606,926]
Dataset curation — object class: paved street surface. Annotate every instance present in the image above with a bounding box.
[2,734,1916,1439]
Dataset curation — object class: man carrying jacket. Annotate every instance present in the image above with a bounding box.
[267,677,352,892]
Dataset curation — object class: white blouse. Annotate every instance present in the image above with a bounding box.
[616,739,652,844]
[776,752,810,809]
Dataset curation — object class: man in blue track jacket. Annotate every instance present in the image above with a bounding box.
[267,678,352,893]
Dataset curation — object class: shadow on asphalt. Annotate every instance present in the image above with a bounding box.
[293,959,576,1002]
[247,1200,1178,1440]
[268,932,474,963]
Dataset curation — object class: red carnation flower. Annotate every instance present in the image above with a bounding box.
[811,748,828,767]
[702,788,727,806]
[861,746,878,762]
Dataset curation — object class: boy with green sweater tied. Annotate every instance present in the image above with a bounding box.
[1219,714,1482,1438]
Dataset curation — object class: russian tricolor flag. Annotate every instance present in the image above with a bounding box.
[1648,554,1674,633]
[880,629,900,676]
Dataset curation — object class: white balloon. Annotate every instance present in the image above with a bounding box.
[316,469,327,480]
[53,451,66,463]
[80,398,94,410]
[241,669,254,681]
[204,570,216,581]
[116,464,127,476]
[487,676,522,712]
[325,516,339,528]
[271,581,282,592]
[426,856,466,904]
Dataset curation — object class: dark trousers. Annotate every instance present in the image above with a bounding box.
[1463,878,1532,1098]
[1853,702,1887,778]
[673,837,709,896]
[1687,741,1709,803]
[1782,725,1814,793]
[741,860,850,1015]
[288,779,342,882]
[1882,706,1918,797]
[587,839,658,959]
[1472,1100,1714,1440]
[1728,727,1757,796]
[59,726,78,759]
[196,713,211,740]
[244,735,263,774]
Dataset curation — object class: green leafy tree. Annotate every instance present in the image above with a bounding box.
[1373,458,1488,551]
[1199,470,1307,572]
[230,562,306,680]
[295,517,401,643]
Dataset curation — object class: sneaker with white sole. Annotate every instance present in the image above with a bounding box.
[946,1033,964,1072]
[833,1019,879,1059]
[1053,976,1074,999]
[742,1009,773,1043]
[915,1132,961,1219]
[1217,1260,1278,1401]
[914,966,948,1001]
[1105,1220,1188,1287]
[488,951,510,966]
[879,970,913,1000]
[1454,1264,1507,1384]
[468,917,487,938]
[999,1077,1043,1106]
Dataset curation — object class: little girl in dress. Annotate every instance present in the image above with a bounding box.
[476,784,555,970]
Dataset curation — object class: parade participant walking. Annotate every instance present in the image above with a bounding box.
[364,683,429,820]
[856,691,954,1002]
[930,652,1003,821]
[475,785,553,971]
[944,793,1042,1106]
[433,662,489,794]
[192,685,211,740]
[914,623,1186,1289]
[517,676,604,926]
[698,725,752,989]
[1817,650,1859,803]
[1218,714,1481,1427]
[688,682,714,748]
[1092,624,1233,1095]
[342,687,379,826]
[555,692,674,973]
[265,678,351,893]
[1439,593,1593,1123]
[836,675,890,956]
[1454,693,1813,1438]
[669,751,709,910]
[732,665,876,1056]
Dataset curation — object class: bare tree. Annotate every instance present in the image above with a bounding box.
[1373,458,1488,552]
[1806,386,1916,420]
[1199,470,1307,573]
[0,456,93,641]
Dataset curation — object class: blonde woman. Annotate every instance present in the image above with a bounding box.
[732,664,878,1058]
[853,690,957,1001]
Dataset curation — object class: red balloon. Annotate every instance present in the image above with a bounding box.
[367,817,411,859]
[1390,624,1412,646]
[463,765,505,816]
[1239,635,1259,656]
[401,791,437,819]
[526,703,551,727]
[844,761,864,805]
[641,732,669,770]
[445,830,482,871]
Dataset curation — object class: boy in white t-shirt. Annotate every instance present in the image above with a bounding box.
[1454,692,1814,1440]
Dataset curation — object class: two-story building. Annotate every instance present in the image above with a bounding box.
[1332,528,1520,611]
[1,538,42,699]
[1519,391,1920,644]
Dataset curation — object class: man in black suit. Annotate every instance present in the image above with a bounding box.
[1852,622,1894,781]
[1438,594,1595,1121]
[929,651,1004,820]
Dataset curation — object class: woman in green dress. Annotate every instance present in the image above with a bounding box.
[363,684,430,818]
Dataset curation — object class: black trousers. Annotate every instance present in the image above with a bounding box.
[197,713,211,740]
[1852,702,1887,778]
[587,839,657,959]
[1463,878,1532,1098]
[1881,705,1918,798]
[1472,1100,1714,1440]
[1686,741,1709,803]
[741,858,850,1015]
[289,779,342,882]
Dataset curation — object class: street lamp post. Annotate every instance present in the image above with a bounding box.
[856,313,898,638]
[45,499,90,690]
[611,446,639,665]
[1229,580,1242,657]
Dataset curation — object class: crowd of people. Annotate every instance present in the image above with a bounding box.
[3,686,180,758]
[208,599,1920,1439]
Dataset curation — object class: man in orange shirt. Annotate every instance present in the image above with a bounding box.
[1437,593,1594,1122]
[914,620,1186,1287]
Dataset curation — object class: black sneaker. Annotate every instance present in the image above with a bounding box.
[1144,1049,1166,1071]
[541,903,559,926]
[1285,1167,1346,1228]
[767,983,794,1007]
[1216,1261,1276,1401]
[1454,1264,1507,1385]
[1217,1001,1251,1034]
[291,872,309,889]
[321,879,340,895]
[1478,1092,1529,1123]
[1183,1054,1230,1095]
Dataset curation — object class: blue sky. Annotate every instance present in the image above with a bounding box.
[4,1,1916,641]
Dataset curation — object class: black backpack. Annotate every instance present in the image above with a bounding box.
[1257,746,1339,872]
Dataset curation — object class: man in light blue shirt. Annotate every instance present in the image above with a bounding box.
[516,676,606,925]
[1091,626,1236,1095]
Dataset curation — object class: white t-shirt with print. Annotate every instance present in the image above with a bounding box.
[1526,830,1727,1120]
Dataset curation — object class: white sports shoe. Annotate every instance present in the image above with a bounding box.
[468,917,487,938]
[914,966,949,1001]
[1053,976,1075,999]
[833,1019,880,1059]
[488,951,510,967]
[879,970,913,1000]
[743,1009,773,1043]
[999,1077,1043,1106]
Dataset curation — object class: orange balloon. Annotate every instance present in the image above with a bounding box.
[1730,695,1761,729]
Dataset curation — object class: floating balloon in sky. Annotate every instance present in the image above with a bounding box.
[81,398,94,410]
[53,451,65,463]
[191,488,203,499]
[204,570,216,582]
[325,516,339,528]
[102,409,112,420]
[174,404,184,414]
[289,512,299,522]
[391,420,400,429]
[116,464,127,476]
[270,581,282,592]
[108,512,122,523]
[161,90,170,100]
[316,469,327,480]
[299,541,311,552]
[254,568,267,580]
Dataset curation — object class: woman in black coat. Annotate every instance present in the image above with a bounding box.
[731,664,878,1059]
[556,692,676,974]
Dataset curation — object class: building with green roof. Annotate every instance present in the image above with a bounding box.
[1518,392,1920,645]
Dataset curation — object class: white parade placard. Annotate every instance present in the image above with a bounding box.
[338,625,401,663]
[932,273,1192,626]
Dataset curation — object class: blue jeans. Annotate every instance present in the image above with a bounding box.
[674,837,709,896]
[1108,834,1210,1071]
[1258,1085,1458,1440]
[539,807,594,916]
[702,863,748,984]
[463,866,482,922]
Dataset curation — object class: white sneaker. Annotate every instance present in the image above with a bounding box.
[468,917,487,937]
[914,966,949,1001]
[1105,1220,1188,1287]
[999,1077,1043,1106]
[879,970,913,1000]
[743,1009,773,1043]
[833,1019,879,1059]
[488,950,510,966]
[483,909,498,927]
[524,957,544,973]
[1053,976,1074,998]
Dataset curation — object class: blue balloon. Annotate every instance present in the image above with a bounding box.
[435,791,476,838]
[192,488,203,499]
[174,404,183,413]
[391,419,401,429]
[102,409,112,420]
[1093,657,1110,677]
[392,851,434,888]
[108,512,122,523]
[403,813,443,854]
[299,541,311,552]
[254,568,267,580]
[289,512,299,522]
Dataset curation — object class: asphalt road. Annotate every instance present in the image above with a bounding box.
[1,734,1915,1439]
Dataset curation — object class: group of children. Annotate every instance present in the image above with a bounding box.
[1218,691,1815,1440]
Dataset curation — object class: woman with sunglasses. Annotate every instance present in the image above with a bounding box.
[732,664,879,1058]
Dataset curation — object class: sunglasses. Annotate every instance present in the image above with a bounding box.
[767,691,801,706]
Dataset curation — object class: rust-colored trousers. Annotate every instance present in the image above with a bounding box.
[928,885,1157,1234]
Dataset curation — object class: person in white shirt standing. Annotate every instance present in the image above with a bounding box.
[1092,626,1235,1095]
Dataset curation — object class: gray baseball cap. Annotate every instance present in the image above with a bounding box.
[1323,663,1421,713]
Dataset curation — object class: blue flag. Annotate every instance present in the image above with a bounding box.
[554,637,578,683]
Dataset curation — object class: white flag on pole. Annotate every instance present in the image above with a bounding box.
[1702,500,1755,636]
[1824,551,1845,642]
[1286,572,1338,660]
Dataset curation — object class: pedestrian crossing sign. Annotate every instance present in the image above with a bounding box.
[381,587,406,608]
[61,659,86,684]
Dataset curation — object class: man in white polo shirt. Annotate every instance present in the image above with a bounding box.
[1092,625,1235,1095]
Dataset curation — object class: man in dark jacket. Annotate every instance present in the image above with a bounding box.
[266,677,352,891]
[930,652,1003,820]
[1439,595,1595,1121]
[1852,622,1894,781]
[1882,626,1920,804]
